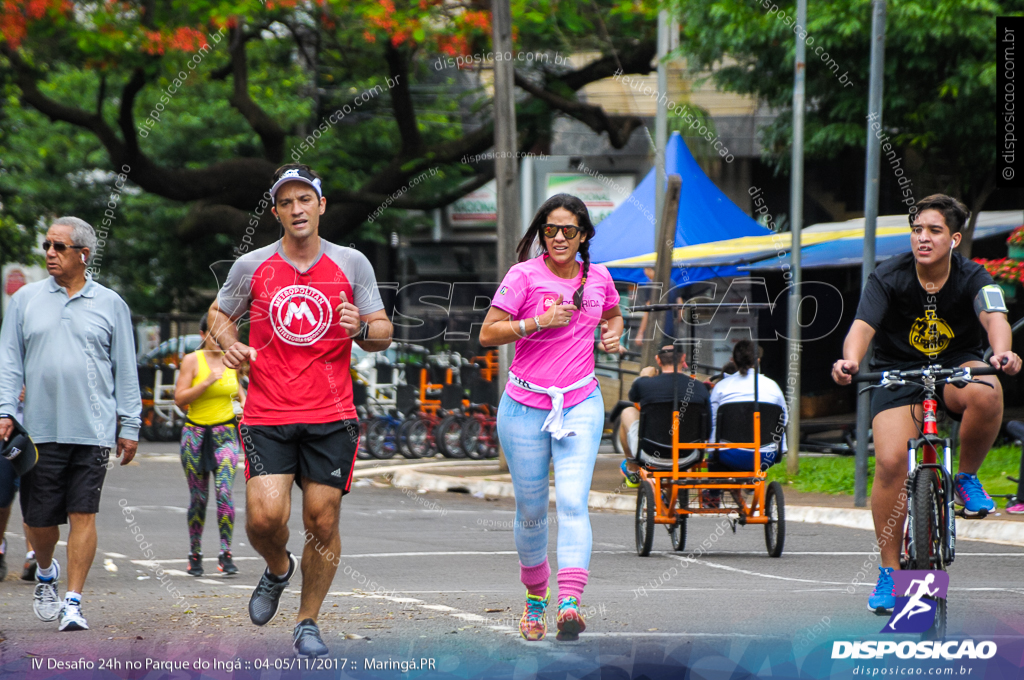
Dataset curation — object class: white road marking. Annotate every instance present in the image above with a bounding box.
[104,552,127,558]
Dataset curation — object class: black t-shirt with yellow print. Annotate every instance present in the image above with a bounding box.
[854,252,995,370]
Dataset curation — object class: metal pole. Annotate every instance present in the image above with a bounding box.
[492,0,519,472]
[642,176,682,369]
[785,0,807,476]
[855,0,887,507]
[655,10,669,226]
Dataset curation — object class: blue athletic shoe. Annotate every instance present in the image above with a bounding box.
[868,567,895,613]
[620,460,640,489]
[954,472,996,516]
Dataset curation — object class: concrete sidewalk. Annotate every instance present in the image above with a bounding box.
[356,454,1024,548]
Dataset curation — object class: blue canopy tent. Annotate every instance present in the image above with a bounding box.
[589,131,773,285]
[739,212,1023,271]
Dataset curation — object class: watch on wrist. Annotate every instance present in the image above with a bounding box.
[357,320,369,340]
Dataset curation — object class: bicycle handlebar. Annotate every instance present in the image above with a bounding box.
[849,364,1002,384]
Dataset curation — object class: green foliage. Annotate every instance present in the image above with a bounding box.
[673,0,1020,203]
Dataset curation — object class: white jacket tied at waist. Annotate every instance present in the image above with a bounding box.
[507,370,596,440]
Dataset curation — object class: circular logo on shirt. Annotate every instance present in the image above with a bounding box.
[269,285,332,346]
[542,294,556,310]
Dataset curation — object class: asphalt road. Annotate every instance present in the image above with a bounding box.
[2,446,1024,678]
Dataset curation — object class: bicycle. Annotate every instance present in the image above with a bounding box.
[852,363,1001,572]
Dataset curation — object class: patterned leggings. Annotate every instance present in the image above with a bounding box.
[180,423,240,554]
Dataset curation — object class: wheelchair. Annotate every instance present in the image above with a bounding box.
[633,398,787,558]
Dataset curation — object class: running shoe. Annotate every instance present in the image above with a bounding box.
[556,596,586,641]
[33,559,62,622]
[519,589,549,641]
[219,551,238,575]
[701,489,721,509]
[620,460,640,489]
[868,566,896,613]
[1007,503,1024,515]
[21,555,37,581]
[292,618,329,659]
[187,552,203,577]
[954,472,996,516]
[0,551,7,582]
[58,599,88,632]
[248,552,296,626]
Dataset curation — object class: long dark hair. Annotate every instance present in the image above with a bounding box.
[516,193,597,308]
[732,339,762,376]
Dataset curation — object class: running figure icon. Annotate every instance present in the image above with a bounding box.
[887,573,940,631]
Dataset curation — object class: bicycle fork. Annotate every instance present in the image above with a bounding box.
[905,398,955,568]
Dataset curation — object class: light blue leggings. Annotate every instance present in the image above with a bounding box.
[496,388,604,570]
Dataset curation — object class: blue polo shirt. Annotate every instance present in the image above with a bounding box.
[0,275,141,446]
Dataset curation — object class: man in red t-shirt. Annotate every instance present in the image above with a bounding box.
[208,164,391,658]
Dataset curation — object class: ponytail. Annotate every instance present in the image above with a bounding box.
[573,239,591,308]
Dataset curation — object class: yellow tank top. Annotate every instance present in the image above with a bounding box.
[187,351,239,425]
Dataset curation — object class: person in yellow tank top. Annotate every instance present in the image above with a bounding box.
[174,316,246,577]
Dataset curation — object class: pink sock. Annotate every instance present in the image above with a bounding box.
[520,558,550,598]
[557,567,589,603]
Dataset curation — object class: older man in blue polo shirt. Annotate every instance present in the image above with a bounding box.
[0,216,141,633]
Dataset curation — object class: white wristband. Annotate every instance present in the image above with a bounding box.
[533,316,542,331]
[519,318,527,336]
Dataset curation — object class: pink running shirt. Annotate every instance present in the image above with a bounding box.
[491,255,620,410]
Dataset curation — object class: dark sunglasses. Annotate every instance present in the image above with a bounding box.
[43,240,86,253]
[541,224,580,240]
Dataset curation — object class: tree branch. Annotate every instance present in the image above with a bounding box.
[227,25,287,163]
[384,42,422,156]
[513,70,643,149]
[118,68,148,158]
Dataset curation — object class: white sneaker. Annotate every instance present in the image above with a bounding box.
[58,599,89,631]
[33,559,62,622]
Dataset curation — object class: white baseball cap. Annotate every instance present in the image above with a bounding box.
[269,167,323,201]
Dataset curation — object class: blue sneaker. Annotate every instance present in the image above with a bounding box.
[868,567,895,613]
[954,472,996,516]
[620,460,640,489]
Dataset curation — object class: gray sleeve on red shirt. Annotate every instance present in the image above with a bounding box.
[323,243,385,315]
[216,244,277,320]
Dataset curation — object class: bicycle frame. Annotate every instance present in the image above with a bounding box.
[904,371,955,569]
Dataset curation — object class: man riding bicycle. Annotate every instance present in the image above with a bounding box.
[832,194,1021,613]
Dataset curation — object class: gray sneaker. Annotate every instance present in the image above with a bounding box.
[293,618,329,659]
[33,559,62,622]
[248,553,296,626]
[58,599,89,631]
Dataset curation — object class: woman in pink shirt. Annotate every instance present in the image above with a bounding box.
[480,193,623,642]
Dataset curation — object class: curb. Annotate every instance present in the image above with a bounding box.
[384,469,1024,548]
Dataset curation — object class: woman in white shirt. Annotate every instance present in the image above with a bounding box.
[709,339,788,473]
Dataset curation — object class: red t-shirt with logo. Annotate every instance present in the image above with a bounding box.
[216,240,384,425]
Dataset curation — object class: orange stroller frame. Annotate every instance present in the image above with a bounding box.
[630,302,786,558]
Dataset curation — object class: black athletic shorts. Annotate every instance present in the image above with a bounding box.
[19,443,110,527]
[869,353,986,423]
[240,420,360,494]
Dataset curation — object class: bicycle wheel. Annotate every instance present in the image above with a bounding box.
[404,419,433,459]
[366,418,397,459]
[461,418,486,460]
[910,469,944,570]
[668,489,687,551]
[765,481,786,558]
[635,482,655,557]
[397,418,423,459]
[436,415,466,458]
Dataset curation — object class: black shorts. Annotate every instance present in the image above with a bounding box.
[869,353,986,423]
[240,420,359,494]
[19,443,110,527]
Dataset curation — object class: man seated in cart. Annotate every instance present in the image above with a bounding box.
[706,340,788,508]
[619,345,711,488]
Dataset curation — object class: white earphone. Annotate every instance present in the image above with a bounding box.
[81,254,87,264]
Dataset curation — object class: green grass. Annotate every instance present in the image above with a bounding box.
[765,445,1022,498]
